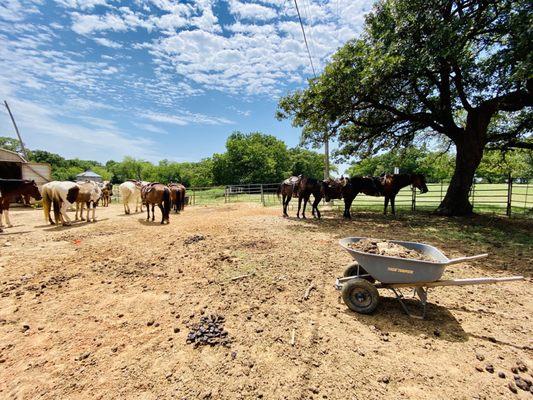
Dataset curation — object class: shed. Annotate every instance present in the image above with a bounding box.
[76,169,102,183]
[0,148,51,187]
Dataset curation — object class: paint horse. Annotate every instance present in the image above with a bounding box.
[0,179,42,231]
[119,180,144,214]
[168,183,186,213]
[74,181,102,222]
[141,182,171,224]
[42,181,80,226]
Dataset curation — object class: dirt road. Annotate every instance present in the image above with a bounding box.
[1,203,531,399]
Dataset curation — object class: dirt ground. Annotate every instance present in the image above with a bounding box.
[1,203,532,400]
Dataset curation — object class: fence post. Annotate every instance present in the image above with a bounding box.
[506,173,513,217]
[225,186,228,203]
[260,184,264,206]
[524,180,529,214]
[192,188,196,206]
[411,187,416,211]
[471,179,476,209]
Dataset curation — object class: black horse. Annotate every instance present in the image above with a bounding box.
[341,176,380,219]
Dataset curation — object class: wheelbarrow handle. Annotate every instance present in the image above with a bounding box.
[447,253,489,265]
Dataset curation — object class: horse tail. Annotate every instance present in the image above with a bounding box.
[42,189,51,222]
[163,187,171,221]
[52,197,61,224]
[276,183,282,199]
[181,189,186,211]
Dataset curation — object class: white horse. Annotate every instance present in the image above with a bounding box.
[75,181,102,222]
[42,181,80,226]
[119,180,144,214]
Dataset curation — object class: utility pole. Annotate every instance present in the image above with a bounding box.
[324,134,330,180]
[4,100,29,161]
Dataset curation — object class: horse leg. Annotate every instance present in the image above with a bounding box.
[61,202,72,225]
[151,204,155,221]
[384,197,389,215]
[92,202,97,222]
[391,196,396,215]
[297,197,302,218]
[312,196,321,219]
[343,195,354,219]
[146,202,150,220]
[302,196,309,219]
[4,208,12,228]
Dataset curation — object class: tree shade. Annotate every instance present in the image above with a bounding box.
[278,0,532,215]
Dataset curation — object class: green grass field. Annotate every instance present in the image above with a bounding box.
[185,183,532,216]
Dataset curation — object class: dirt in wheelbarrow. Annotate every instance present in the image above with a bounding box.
[0,203,532,400]
[348,238,435,261]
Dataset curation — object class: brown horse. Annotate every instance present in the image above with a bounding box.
[141,182,171,224]
[277,175,300,218]
[100,181,113,207]
[375,173,429,215]
[295,176,325,219]
[340,176,381,219]
[0,179,42,230]
[168,183,186,213]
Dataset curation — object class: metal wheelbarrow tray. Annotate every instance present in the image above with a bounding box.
[335,237,524,319]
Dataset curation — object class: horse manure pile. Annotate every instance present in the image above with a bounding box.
[184,234,205,245]
[348,238,434,261]
[186,314,231,348]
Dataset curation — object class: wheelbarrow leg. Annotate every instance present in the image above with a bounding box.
[390,287,428,319]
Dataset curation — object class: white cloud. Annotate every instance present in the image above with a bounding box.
[142,111,233,126]
[93,37,123,48]
[228,0,277,21]
[132,122,168,134]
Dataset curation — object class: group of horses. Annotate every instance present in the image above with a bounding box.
[0,178,186,231]
[118,180,186,224]
[277,173,429,219]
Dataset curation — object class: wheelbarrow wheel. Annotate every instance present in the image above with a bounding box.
[342,278,379,314]
[343,262,375,283]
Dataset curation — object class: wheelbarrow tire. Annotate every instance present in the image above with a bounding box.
[343,262,375,283]
[342,278,379,314]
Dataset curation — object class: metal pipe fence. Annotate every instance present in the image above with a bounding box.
[110,179,533,217]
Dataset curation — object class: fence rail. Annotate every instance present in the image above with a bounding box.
[110,179,532,217]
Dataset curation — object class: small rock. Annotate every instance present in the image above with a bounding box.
[111,346,118,353]
[4,242,12,247]
[508,382,518,394]
[154,322,160,327]
[147,320,155,326]
[21,324,30,332]
[117,314,124,318]
[75,352,90,361]
[476,353,485,361]
[517,361,528,372]
[475,366,484,372]
[309,387,319,394]
[173,327,180,333]
[231,351,237,360]
[498,372,506,379]
[433,329,441,337]
[379,375,390,384]
[514,376,530,391]
[485,364,495,373]
[511,367,519,374]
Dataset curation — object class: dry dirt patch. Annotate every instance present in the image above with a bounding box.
[0,203,532,399]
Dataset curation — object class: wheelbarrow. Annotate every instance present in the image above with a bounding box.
[335,237,524,319]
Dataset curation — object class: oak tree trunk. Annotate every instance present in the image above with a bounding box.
[437,113,489,216]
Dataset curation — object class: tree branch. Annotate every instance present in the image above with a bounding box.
[451,63,473,111]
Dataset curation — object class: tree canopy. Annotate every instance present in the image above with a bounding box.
[278,0,532,215]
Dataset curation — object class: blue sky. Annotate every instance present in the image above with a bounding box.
[0,0,373,172]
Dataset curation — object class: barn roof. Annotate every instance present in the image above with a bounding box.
[0,148,26,162]
[76,169,102,178]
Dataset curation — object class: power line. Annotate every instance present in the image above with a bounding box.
[293,0,316,77]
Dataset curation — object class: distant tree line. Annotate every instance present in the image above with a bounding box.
[346,146,533,183]
[0,132,330,186]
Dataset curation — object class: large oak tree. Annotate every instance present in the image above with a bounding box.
[278,0,532,215]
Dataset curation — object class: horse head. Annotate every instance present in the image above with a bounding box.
[27,180,42,201]
[322,178,344,202]
[411,174,428,193]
